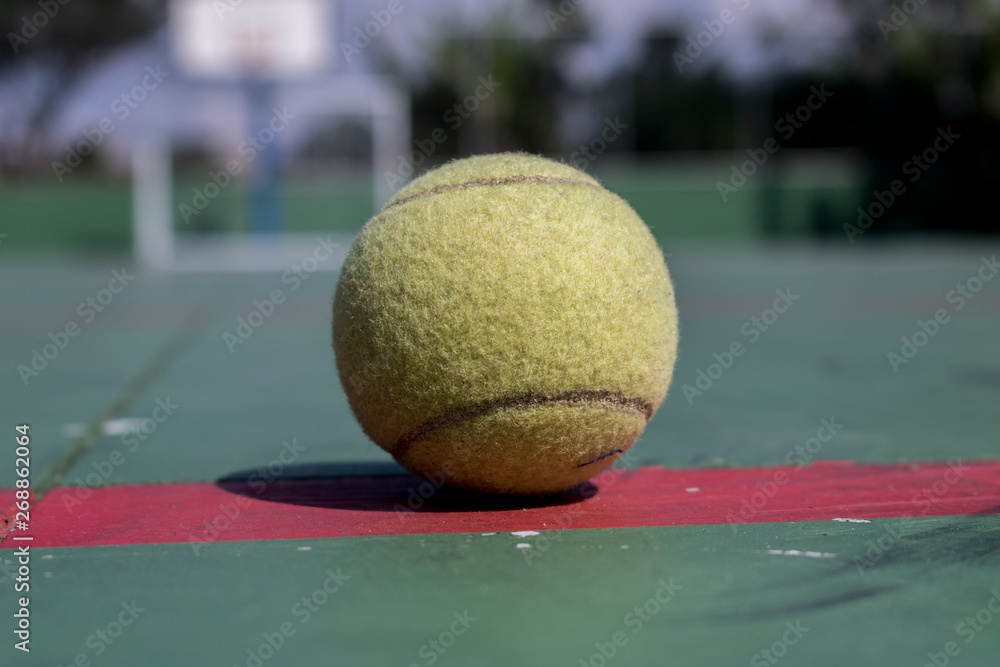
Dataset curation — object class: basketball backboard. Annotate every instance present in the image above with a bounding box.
[170,0,331,78]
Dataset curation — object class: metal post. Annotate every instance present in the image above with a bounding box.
[132,137,174,270]
[247,78,283,234]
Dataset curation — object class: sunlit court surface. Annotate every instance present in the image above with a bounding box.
[1,1,999,666]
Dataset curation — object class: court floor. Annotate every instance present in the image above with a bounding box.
[2,241,998,666]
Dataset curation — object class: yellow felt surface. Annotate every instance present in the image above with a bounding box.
[333,153,678,493]
[397,405,647,494]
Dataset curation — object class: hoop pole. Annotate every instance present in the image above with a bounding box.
[247,78,283,234]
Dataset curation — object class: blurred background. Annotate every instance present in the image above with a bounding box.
[0,0,998,267]
[2,9,999,664]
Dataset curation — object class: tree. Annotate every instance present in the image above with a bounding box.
[1,0,163,170]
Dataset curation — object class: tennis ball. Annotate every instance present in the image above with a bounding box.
[333,153,678,495]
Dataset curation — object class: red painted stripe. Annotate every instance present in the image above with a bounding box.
[0,488,34,539]
[2,460,998,549]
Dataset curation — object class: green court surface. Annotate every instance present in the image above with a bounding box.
[0,159,861,251]
[1,239,998,666]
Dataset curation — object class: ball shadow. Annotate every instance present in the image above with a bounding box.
[215,461,598,513]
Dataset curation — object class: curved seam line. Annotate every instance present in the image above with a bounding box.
[392,390,653,457]
[577,449,625,468]
[383,175,600,210]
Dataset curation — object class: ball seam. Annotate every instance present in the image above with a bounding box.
[392,389,653,456]
[385,175,600,210]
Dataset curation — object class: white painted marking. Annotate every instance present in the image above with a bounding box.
[62,418,148,438]
[832,518,871,523]
[62,423,87,438]
[515,543,532,549]
[765,549,836,559]
[511,531,540,537]
[620,545,629,550]
[684,487,701,492]
[481,532,497,536]
[296,546,312,551]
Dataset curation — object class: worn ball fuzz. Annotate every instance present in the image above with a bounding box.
[332,153,678,494]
